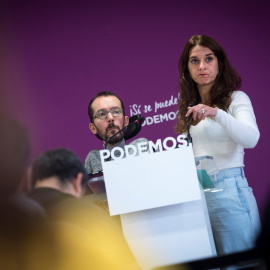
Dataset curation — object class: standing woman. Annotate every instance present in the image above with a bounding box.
[175,35,261,256]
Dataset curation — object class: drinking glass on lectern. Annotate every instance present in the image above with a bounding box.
[88,172,109,211]
[195,156,226,192]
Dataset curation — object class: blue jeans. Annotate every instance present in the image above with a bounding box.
[205,167,261,256]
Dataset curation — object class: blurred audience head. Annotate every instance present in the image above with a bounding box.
[31,148,88,197]
[0,114,31,197]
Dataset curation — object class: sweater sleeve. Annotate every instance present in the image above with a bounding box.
[214,91,260,148]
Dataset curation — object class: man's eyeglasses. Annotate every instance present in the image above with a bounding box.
[94,107,123,120]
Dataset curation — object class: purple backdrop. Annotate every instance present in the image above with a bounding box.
[1,0,269,214]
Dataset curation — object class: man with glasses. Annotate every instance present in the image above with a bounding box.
[88,91,129,148]
[85,91,148,177]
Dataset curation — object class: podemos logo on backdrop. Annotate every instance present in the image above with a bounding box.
[129,94,179,126]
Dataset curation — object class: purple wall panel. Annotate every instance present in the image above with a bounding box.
[1,0,269,214]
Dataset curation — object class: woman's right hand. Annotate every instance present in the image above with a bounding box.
[186,104,218,120]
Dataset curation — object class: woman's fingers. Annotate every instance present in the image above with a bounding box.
[185,104,217,120]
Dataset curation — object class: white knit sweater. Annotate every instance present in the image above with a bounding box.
[190,91,260,170]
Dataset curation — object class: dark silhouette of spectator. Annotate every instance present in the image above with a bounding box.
[28,148,88,217]
[28,148,140,270]
[0,114,46,269]
[0,114,46,229]
[256,194,270,269]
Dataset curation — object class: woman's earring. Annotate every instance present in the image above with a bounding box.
[217,67,220,76]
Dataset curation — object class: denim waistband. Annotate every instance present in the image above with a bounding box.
[210,167,245,182]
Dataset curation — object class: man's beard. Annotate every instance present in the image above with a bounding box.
[97,123,125,145]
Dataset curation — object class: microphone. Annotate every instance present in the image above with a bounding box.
[186,102,195,145]
[105,116,144,148]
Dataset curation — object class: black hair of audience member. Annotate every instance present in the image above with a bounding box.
[0,114,31,197]
[31,148,88,187]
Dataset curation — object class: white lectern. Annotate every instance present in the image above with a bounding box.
[101,144,216,270]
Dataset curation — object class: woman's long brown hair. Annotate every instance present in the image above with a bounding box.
[175,35,242,133]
